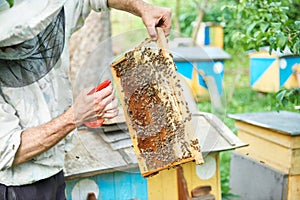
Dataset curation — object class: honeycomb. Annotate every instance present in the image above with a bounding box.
[111,43,203,177]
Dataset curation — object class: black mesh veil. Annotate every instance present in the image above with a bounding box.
[0,8,65,88]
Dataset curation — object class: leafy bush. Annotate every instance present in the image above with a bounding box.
[276,88,300,111]
[221,0,300,54]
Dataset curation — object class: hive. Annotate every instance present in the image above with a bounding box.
[111,38,203,177]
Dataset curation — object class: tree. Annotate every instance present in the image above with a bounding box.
[220,0,300,110]
[222,0,300,54]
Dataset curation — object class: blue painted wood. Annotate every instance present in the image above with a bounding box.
[97,173,116,200]
[250,57,276,86]
[175,60,224,95]
[197,61,224,95]
[280,57,300,87]
[204,26,210,45]
[175,61,193,80]
[65,169,148,200]
[113,169,148,200]
[65,180,77,200]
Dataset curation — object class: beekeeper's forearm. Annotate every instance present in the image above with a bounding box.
[12,108,75,166]
[107,0,149,17]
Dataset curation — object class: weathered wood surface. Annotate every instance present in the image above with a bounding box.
[287,174,300,200]
[110,29,203,177]
[177,166,191,200]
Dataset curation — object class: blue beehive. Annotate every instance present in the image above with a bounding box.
[63,80,245,200]
[170,46,231,101]
[249,47,300,93]
[195,22,225,49]
[63,113,148,200]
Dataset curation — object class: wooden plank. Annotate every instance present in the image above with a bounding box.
[156,27,169,51]
[235,121,300,149]
[287,174,300,200]
[110,31,203,177]
[230,151,289,200]
[236,120,300,174]
[100,130,130,143]
[102,122,128,132]
[96,173,116,200]
[177,166,192,200]
[291,150,300,175]
[236,129,294,174]
[114,171,133,199]
[162,167,179,200]
[148,167,178,200]
[148,172,163,200]
[148,154,221,200]
[109,138,133,150]
[129,170,149,199]
[64,130,128,178]
[183,154,221,200]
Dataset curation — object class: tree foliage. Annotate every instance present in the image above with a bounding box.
[172,0,300,54]
[276,88,300,111]
[222,0,300,54]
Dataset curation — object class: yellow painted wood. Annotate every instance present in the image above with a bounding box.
[284,71,299,89]
[234,119,300,199]
[182,153,221,200]
[294,64,300,87]
[236,129,294,174]
[235,121,300,149]
[252,59,279,92]
[287,175,300,200]
[291,150,300,175]
[210,25,224,49]
[249,53,299,92]
[191,64,210,101]
[235,121,300,175]
[148,167,178,200]
[148,153,221,200]
[249,51,278,58]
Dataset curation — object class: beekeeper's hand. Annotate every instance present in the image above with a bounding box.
[71,83,119,126]
[108,0,172,39]
[140,5,172,39]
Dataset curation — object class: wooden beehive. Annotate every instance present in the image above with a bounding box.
[249,48,299,93]
[229,111,300,199]
[110,29,203,177]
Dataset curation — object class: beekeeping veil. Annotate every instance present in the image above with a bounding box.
[0,0,66,87]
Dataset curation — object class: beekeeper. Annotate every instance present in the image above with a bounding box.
[0,0,171,199]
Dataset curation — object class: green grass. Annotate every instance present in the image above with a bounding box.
[197,49,298,199]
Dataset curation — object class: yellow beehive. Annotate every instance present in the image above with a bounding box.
[229,111,300,200]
